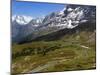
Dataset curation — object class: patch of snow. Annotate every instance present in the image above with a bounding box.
[59,7,66,15]
[67,8,73,12]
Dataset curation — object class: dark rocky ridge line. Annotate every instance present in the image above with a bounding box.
[18,21,95,44]
[12,5,96,44]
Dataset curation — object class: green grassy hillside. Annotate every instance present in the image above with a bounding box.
[12,31,96,74]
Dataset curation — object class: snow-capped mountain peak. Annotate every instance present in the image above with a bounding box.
[59,7,66,15]
[67,8,73,12]
[12,5,96,43]
[12,15,33,25]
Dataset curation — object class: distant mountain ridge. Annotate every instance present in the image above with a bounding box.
[12,4,96,43]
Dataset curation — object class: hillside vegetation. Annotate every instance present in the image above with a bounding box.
[12,31,96,74]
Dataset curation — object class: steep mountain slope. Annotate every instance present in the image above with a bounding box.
[12,15,43,43]
[12,5,96,43]
[30,22,95,41]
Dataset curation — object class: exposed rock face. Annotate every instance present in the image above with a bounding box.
[12,4,96,43]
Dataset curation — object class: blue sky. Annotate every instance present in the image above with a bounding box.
[12,0,65,18]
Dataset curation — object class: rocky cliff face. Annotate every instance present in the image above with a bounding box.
[12,4,96,43]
